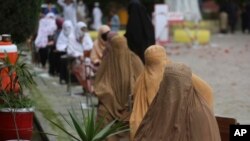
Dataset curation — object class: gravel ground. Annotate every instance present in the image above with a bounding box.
[166,33,250,124]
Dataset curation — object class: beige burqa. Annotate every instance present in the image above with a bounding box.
[130,45,169,139]
[134,63,221,141]
[94,35,144,141]
[90,25,110,64]
[130,45,214,140]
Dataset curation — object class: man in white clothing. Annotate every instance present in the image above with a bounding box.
[92,2,103,31]
[57,0,77,26]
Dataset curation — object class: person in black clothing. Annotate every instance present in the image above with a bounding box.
[241,3,248,33]
[228,1,238,33]
[246,2,250,33]
[48,18,64,76]
[48,34,57,76]
[124,0,155,64]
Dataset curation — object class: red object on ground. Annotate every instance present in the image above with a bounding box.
[0,40,19,92]
[0,111,33,141]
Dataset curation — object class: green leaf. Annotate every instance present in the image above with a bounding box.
[47,107,129,141]
[69,111,87,141]
[46,118,81,141]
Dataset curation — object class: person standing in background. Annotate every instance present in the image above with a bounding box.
[42,1,58,15]
[246,2,250,33]
[227,0,239,33]
[77,0,89,23]
[57,0,77,26]
[124,0,155,64]
[219,1,229,34]
[241,3,248,33]
[92,2,103,31]
[109,9,120,32]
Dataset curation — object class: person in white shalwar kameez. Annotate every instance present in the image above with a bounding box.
[77,22,93,52]
[57,0,77,26]
[35,12,57,68]
[74,22,94,91]
[92,2,103,31]
[56,20,74,52]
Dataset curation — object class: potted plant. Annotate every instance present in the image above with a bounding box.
[48,107,129,141]
[0,54,36,141]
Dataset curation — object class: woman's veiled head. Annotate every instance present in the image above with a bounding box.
[98,25,110,41]
[56,17,64,29]
[110,35,128,51]
[98,25,110,35]
[128,0,144,15]
[144,45,168,67]
[62,20,73,37]
[75,21,87,39]
[164,63,192,82]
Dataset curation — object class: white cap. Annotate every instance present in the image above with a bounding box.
[94,2,99,7]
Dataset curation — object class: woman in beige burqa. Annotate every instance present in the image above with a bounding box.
[94,35,144,141]
[130,45,214,140]
[134,63,221,141]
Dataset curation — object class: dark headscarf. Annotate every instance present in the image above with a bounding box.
[124,0,155,64]
[134,63,221,141]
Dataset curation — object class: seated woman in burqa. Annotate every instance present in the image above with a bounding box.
[134,63,221,141]
[94,35,144,141]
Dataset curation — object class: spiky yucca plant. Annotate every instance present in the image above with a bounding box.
[48,107,129,141]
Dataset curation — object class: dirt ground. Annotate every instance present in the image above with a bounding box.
[166,33,250,124]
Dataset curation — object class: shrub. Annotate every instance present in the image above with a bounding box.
[0,0,42,44]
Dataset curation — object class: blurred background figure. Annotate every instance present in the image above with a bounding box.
[219,1,229,34]
[227,0,239,33]
[241,2,250,33]
[35,12,57,69]
[72,21,93,58]
[56,20,74,83]
[42,1,58,15]
[57,0,77,26]
[92,2,103,31]
[241,2,248,33]
[48,17,64,76]
[77,0,89,23]
[124,0,155,64]
[108,8,120,32]
[247,2,250,33]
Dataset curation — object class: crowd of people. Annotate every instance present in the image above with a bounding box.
[34,0,122,84]
[32,0,224,140]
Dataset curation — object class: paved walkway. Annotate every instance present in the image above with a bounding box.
[25,58,98,140]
